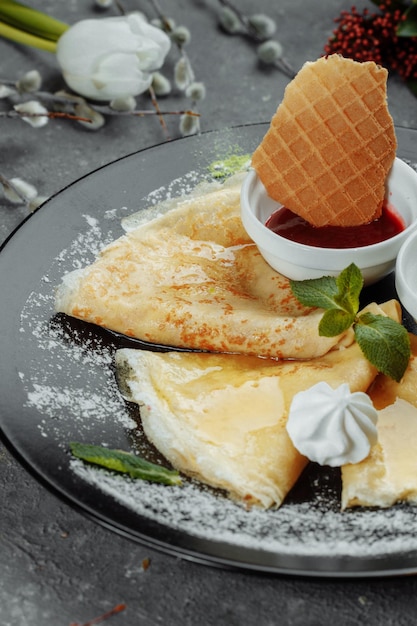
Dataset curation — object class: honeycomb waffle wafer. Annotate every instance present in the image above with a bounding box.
[252,54,397,227]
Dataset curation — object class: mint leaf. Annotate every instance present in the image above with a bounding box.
[334,263,363,316]
[354,313,411,382]
[319,308,356,337]
[70,442,182,486]
[290,263,362,318]
[289,274,339,309]
[290,263,411,380]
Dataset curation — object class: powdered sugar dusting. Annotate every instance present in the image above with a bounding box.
[19,211,140,445]
[121,172,223,231]
[70,458,417,561]
[16,168,417,573]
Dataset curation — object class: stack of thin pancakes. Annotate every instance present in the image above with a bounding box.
[56,56,415,510]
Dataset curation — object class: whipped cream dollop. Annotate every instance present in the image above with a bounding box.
[286,381,378,467]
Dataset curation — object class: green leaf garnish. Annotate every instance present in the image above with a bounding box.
[290,263,411,381]
[290,263,363,316]
[208,153,251,180]
[319,308,356,337]
[355,313,411,383]
[289,274,339,310]
[70,442,182,486]
[333,262,363,315]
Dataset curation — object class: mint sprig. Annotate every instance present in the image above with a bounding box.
[70,442,182,486]
[289,263,411,382]
[355,313,412,384]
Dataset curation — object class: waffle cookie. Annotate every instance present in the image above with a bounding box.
[252,54,397,227]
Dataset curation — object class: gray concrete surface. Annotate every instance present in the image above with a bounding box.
[2,1,417,624]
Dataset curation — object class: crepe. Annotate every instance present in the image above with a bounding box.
[55,180,350,360]
[252,54,397,227]
[116,334,381,508]
[115,301,397,508]
[342,334,417,509]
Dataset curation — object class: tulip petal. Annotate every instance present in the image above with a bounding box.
[56,14,171,100]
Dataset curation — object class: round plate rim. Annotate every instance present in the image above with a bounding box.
[1,123,417,578]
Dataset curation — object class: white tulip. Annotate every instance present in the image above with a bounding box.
[56,14,171,101]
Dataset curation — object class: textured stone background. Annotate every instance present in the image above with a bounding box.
[2,1,417,624]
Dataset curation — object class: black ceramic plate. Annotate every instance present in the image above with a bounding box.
[1,124,417,578]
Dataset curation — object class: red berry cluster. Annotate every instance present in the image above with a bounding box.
[324,3,417,81]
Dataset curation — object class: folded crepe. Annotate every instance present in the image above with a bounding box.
[55,181,349,360]
[342,333,417,509]
[115,303,398,508]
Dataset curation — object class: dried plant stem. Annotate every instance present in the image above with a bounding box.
[147,84,170,138]
[0,110,93,123]
[216,0,263,41]
[22,89,199,117]
[1,108,199,121]
[0,78,15,86]
[113,0,126,15]
[0,85,199,124]
[273,56,297,79]
[91,107,200,118]
[69,602,126,626]
[147,0,173,32]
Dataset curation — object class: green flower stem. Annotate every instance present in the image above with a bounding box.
[0,20,58,52]
[0,0,68,40]
[0,0,68,52]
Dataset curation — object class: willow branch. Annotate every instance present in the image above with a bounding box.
[0,110,93,122]
[216,0,264,41]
